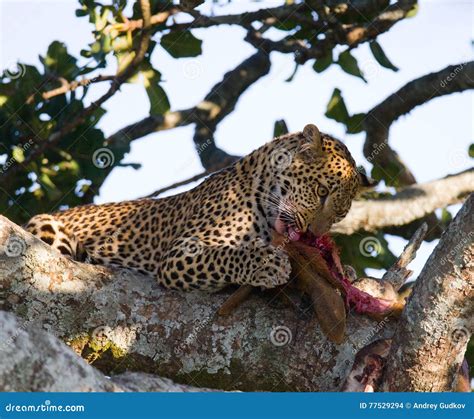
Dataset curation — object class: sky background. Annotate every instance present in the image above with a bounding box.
[0,0,473,277]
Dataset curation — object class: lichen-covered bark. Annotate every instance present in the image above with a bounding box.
[0,311,216,392]
[382,193,473,391]
[0,215,396,391]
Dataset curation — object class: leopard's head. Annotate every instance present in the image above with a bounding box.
[268,124,373,238]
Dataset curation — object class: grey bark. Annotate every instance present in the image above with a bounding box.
[0,215,396,391]
[0,311,216,392]
[382,193,474,391]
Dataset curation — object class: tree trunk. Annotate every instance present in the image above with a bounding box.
[382,194,473,391]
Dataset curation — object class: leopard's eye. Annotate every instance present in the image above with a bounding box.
[316,184,329,198]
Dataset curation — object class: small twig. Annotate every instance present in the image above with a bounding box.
[26,75,116,104]
[109,8,177,33]
[144,171,210,198]
[382,222,428,290]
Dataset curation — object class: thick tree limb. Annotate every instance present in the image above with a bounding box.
[0,311,215,392]
[382,194,474,391]
[332,169,473,235]
[106,50,270,171]
[364,61,474,186]
[245,0,416,64]
[191,51,270,171]
[0,215,397,391]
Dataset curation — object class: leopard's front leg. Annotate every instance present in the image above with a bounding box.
[159,239,291,290]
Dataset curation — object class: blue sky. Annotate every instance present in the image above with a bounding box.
[1,0,472,276]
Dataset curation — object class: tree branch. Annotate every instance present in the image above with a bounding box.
[244,0,417,64]
[364,61,474,186]
[191,50,270,171]
[107,50,271,171]
[332,169,474,236]
[168,4,317,32]
[143,170,209,198]
[0,215,398,391]
[382,193,473,391]
[0,311,216,392]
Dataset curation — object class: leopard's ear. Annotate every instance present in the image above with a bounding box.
[301,124,323,156]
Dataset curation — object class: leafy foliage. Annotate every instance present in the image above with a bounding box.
[369,41,399,72]
[325,88,365,134]
[161,31,202,58]
[335,232,397,277]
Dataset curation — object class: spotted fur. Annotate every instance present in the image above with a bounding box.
[25,124,366,291]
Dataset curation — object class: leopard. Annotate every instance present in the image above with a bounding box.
[25,124,371,291]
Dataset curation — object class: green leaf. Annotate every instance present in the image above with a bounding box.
[161,31,202,58]
[369,41,399,72]
[75,8,89,17]
[273,119,289,137]
[346,113,366,134]
[440,208,452,225]
[272,18,299,31]
[40,41,78,80]
[285,64,299,82]
[469,144,474,158]
[406,3,419,18]
[337,50,366,82]
[325,88,349,123]
[334,233,396,277]
[371,160,402,187]
[142,68,170,115]
[116,51,135,75]
[313,52,333,73]
[12,146,25,163]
